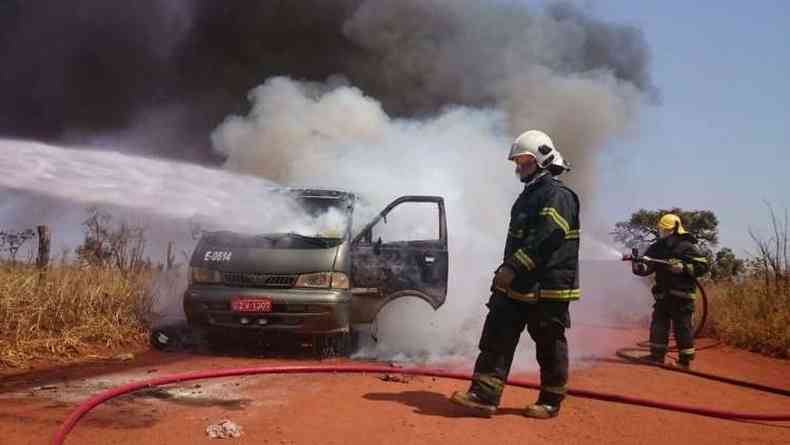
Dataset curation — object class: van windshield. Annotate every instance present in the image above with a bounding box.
[288,196,352,240]
[190,191,353,246]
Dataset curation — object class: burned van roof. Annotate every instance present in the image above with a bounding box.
[272,187,356,200]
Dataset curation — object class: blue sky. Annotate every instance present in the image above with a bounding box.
[577,2,790,255]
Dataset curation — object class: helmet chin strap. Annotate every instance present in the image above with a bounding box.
[521,169,548,187]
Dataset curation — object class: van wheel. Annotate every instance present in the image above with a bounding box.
[202,327,236,352]
[313,332,353,358]
[350,328,360,352]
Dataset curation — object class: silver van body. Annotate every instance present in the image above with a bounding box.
[183,189,448,352]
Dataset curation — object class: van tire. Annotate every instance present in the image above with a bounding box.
[313,332,354,358]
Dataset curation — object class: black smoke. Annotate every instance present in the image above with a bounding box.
[0,0,655,161]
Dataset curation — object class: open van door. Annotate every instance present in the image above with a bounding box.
[349,196,448,323]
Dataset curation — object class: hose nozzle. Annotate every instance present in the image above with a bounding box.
[622,247,640,262]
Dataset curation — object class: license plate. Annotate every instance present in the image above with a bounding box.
[231,297,273,313]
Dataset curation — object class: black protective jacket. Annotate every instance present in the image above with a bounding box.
[501,174,581,301]
[633,233,709,299]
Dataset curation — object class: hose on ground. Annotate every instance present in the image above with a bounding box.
[614,277,790,396]
[614,349,790,397]
[52,364,790,445]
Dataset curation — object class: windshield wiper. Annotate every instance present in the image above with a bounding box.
[257,235,282,242]
[285,232,333,247]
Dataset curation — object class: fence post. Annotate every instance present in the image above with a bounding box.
[166,241,175,271]
[36,225,51,285]
[37,225,50,268]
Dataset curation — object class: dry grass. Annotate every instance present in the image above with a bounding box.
[706,278,790,358]
[0,262,153,368]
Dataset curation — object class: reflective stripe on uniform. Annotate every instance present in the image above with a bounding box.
[690,256,708,263]
[506,289,538,302]
[565,229,580,240]
[539,207,570,234]
[679,348,696,356]
[514,250,536,271]
[474,373,505,392]
[668,289,697,300]
[540,385,568,395]
[539,288,581,300]
[509,228,525,238]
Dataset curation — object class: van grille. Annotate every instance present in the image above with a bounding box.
[222,272,297,288]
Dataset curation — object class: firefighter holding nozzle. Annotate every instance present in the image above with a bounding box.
[631,214,709,369]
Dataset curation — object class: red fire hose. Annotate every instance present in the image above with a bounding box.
[52,364,790,445]
[609,264,790,396]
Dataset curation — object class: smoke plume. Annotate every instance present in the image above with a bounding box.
[0,1,652,161]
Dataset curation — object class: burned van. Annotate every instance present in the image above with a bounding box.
[183,189,448,355]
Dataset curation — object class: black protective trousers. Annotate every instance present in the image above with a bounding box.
[469,293,569,407]
[649,296,695,362]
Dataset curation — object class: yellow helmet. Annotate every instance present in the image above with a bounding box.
[657,214,687,235]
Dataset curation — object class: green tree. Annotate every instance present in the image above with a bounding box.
[612,208,719,253]
[710,247,745,281]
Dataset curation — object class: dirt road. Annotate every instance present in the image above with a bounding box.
[1,327,788,445]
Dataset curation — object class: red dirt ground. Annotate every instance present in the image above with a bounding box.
[1,327,788,445]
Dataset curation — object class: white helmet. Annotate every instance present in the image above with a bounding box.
[547,149,571,175]
[508,130,558,169]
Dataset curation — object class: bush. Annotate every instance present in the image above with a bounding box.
[0,262,153,367]
[706,278,790,358]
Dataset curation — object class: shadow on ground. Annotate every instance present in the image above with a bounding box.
[364,390,526,418]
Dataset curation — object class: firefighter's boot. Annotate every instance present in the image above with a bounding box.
[449,391,497,416]
[676,357,692,370]
[637,353,665,365]
[523,403,560,419]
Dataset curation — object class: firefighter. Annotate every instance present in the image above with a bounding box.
[450,129,580,419]
[632,214,709,369]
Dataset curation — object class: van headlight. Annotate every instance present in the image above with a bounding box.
[295,272,349,289]
[190,267,223,284]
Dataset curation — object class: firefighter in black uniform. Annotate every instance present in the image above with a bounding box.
[450,129,580,419]
[632,214,709,369]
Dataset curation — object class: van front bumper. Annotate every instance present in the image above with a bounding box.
[183,285,351,334]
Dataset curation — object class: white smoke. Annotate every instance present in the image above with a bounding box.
[211,76,649,366]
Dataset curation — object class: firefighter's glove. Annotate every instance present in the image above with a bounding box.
[668,259,685,275]
[492,264,516,293]
[632,261,648,275]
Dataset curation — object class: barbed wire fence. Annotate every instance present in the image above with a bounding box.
[0,228,36,263]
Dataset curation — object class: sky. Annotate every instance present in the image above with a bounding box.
[582,1,790,255]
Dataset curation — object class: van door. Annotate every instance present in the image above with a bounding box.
[349,196,448,323]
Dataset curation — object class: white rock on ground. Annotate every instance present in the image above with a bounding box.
[206,419,243,439]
